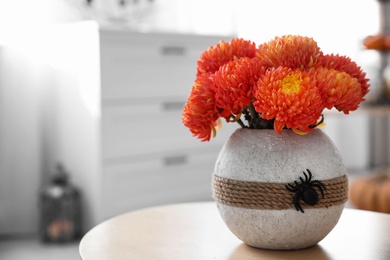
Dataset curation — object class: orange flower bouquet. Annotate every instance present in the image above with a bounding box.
[181,35,370,250]
[182,35,370,141]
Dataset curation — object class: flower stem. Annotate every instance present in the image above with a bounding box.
[237,118,247,128]
[231,114,247,128]
[248,103,260,128]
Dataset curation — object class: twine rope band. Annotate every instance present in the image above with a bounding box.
[212,174,348,210]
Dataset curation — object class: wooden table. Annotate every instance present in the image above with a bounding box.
[79,202,390,260]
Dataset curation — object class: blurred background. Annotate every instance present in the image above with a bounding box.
[0,0,388,259]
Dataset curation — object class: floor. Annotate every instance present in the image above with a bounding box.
[0,235,81,260]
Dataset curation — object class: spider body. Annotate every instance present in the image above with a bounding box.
[285,169,326,213]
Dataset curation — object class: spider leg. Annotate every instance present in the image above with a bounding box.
[311,183,325,198]
[285,184,298,192]
[303,171,309,183]
[306,169,312,182]
[293,193,304,213]
[311,180,326,190]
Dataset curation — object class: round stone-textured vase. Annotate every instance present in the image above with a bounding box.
[212,128,348,250]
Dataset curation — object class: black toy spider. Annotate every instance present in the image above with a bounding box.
[285,169,326,213]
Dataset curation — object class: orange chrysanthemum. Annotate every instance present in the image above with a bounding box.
[182,73,219,141]
[315,67,362,113]
[197,38,257,76]
[182,36,370,141]
[253,67,324,134]
[318,54,370,98]
[214,57,266,119]
[256,35,322,70]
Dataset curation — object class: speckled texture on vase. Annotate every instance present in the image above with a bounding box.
[213,128,347,250]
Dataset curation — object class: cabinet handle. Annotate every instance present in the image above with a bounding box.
[163,155,187,166]
[162,101,185,111]
[161,46,186,56]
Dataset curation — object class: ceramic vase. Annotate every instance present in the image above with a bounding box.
[212,128,348,250]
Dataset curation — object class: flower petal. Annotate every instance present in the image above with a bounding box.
[318,54,370,100]
[253,67,324,133]
[256,35,322,70]
[214,57,266,118]
[315,67,363,113]
[182,73,219,141]
[197,38,257,75]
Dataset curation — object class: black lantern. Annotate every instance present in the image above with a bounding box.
[39,164,82,242]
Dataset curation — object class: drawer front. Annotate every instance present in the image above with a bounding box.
[101,101,237,160]
[99,32,231,99]
[101,150,217,218]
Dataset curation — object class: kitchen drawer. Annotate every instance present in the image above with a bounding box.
[99,31,231,99]
[101,101,236,159]
[101,149,217,218]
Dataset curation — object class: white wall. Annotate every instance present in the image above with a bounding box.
[0,43,53,235]
[0,0,82,235]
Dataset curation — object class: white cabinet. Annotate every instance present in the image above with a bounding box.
[48,21,236,231]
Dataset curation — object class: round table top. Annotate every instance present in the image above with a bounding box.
[79,202,390,260]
